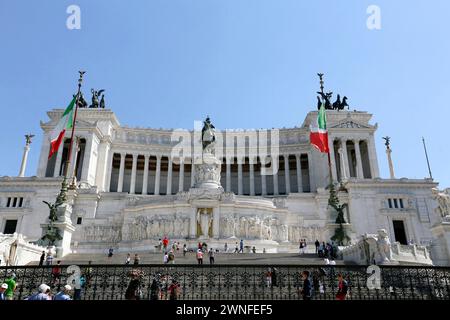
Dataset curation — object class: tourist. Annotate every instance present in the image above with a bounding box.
[46,251,54,266]
[85,261,93,286]
[162,236,169,251]
[263,248,266,254]
[183,244,187,257]
[224,243,228,253]
[302,239,307,254]
[125,271,142,300]
[26,284,52,300]
[150,278,160,300]
[134,254,140,265]
[323,242,329,258]
[208,248,215,264]
[272,267,278,287]
[252,246,256,253]
[198,242,203,251]
[314,240,320,254]
[73,275,85,300]
[265,268,272,288]
[299,240,304,255]
[5,272,16,300]
[202,242,207,252]
[39,251,45,266]
[163,252,169,264]
[51,260,62,285]
[177,242,180,252]
[168,250,175,264]
[336,273,349,300]
[125,253,131,264]
[324,258,330,265]
[239,239,244,253]
[54,284,72,300]
[196,249,203,265]
[234,242,239,253]
[108,247,114,259]
[318,242,324,257]
[158,238,162,252]
[168,279,181,300]
[0,283,8,300]
[300,270,312,300]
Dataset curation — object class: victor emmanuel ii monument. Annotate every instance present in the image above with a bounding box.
[1,76,450,266]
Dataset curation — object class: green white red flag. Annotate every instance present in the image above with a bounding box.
[48,96,76,159]
[310,102,329,153]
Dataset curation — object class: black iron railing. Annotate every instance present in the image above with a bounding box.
[1,264,449,300]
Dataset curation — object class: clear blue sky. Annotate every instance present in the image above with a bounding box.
[0,0,449,187]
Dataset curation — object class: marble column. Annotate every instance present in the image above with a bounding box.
[273,169,279,195]
[284,154,290,194]
[226,158,231,193]
[354,140,364,179]
[155,155,161,195]
[105,151,114,192]
[95,136,111,191]
[249,159,255,196]
[178,158,184,192]
[19,141,31,177]
[261,157,267,196]
[213,207,220,239]
[80,135,94,182]
[329,140,338,181]
[367,137,380,178]
[142,154,149,195]
[238,159,243,195]
[117,152,126,192]
[295,154,303,193]
[386,147,395,179]
[190,157,195,187]
[338,147,348,181]
[53,140,64,177]
[130,153,138,194]
[166,157,173,195]
[342,140,350,179]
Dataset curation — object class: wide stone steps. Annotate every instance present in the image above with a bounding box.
[32,252,348,265]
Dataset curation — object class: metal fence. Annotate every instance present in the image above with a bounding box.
[1,264,449,300]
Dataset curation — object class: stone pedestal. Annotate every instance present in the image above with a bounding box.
[194,152,222,189]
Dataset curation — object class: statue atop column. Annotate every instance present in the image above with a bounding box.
[201,116,216,153]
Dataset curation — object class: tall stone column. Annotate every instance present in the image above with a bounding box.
[166,157,173,195]
[130,154,138,194]
[53,141,64,177]
[273,169,279,195]
[190,157,195,187]
[368,137,380,178]
[19,135,33,177]
[284,154,290,194]
[249,159,255,196]
[329,140,338,181]
[155,155,161,195]
[105,151,114,192]
[178,158,184,192]
[142,154,149,195]
[342,140,350,179]
[95,136,112,191]
[226,158,231,192]
[117,152,126,192]
[261,157,267,196]
[337,147,348,181]
[296,154,303,193]
[213,207,220,239]
[354,140,364,179]
[386,147,395,179]
[238,159,243,195]
[80,135,94,183]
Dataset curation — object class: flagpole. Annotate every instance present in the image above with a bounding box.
[63,71,85,179]
[54,71,85,205]
[422,137,433,180]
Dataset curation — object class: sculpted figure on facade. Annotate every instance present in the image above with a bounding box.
[197,208,212,238]
[432,188,450,218]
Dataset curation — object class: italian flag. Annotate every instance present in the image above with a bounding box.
[48,96,76,159]
[310,102,329,153]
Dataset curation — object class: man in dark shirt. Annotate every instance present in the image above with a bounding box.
[300,270,312,300]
